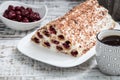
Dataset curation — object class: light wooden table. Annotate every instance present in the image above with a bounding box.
[0,0,120,80]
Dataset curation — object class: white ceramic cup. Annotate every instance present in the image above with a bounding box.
[96,29,120,75]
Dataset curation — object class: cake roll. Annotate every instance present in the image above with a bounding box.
[31,0,115,57]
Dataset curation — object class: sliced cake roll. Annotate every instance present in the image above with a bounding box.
[31,0,115,57]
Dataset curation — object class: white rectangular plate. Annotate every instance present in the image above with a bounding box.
[17,22,120,68]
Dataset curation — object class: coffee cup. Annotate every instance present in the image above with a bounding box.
[96,29,120,75]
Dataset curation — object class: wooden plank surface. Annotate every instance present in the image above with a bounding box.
[0,0,120,80]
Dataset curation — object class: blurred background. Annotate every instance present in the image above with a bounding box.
[98,0,120,21]
[0,0,119,38]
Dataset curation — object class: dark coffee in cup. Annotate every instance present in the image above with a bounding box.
[101,35,120,46]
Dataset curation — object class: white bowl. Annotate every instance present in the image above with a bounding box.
[0,1,48,31]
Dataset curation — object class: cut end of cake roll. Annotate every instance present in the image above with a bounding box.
[31,0,115,57]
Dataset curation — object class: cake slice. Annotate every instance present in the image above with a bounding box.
[31,0,115,57]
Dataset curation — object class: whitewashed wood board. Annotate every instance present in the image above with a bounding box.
[0,0,120,80]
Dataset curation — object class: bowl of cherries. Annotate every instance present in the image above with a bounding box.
[0,1,47,31]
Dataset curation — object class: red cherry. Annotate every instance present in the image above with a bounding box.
[20,6,25,11]
[32,37,39,43]
[29,12,34,20]
[49,25,56,34]
[51,40,59,44]
[21,9,26,16]
[71,50,78,57]
[56,46,63,51]
[21,9,29,16]
[58,35,64,40]
[62,41,71,49]
[22,17,29,22]
[4,10,9,14]
[26,14,30,18]
[44,42,50,47]
[33,13,39,20]
[33,12,40,20]
[26,7,32,13]
[8,11,16,19]
[16,11,21,15]
[36,15,41,20]
[8,5,15,11]
[16,15,22,21]
[3,13,8,18]
[15,6,21,11]
[24,10,29,16]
